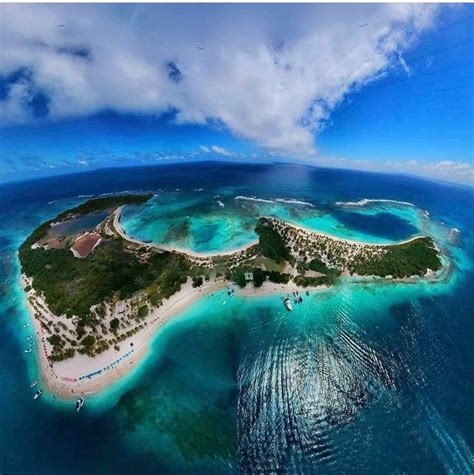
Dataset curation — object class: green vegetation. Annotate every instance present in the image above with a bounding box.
[48,334,64,348]
[192,276,204,288]
[64,194,153,217]
[232,267,290,288]
[232,269,247,288]
[294,272,339,287]
[252,268,265,287]
[20,194,190,341]
[47,333,74,361]
[80,334,96,356]
[137,304,149,318]
[295,257,341,286]
[308,258,330,273]
[350,237,441,278]
[21,238,189,320]
[255,220,291,263]
[250,256,284,272]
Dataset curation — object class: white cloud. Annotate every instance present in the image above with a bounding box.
[210,145,236,157]
[0,4,438,156]
[199,144,238,157]
[314,155,474,186]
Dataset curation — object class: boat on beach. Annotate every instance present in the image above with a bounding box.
[33,390,42,400]
[76,397,85,412]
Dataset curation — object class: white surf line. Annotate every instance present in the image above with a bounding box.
[235,196,276,204]
[274,198,314,207]
[335,198,415,208]
[235,195,314,207]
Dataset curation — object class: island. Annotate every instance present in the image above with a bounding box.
[19,194,443,398]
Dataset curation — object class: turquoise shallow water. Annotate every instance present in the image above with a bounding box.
[120,192,423,253]
[0,163,473,474]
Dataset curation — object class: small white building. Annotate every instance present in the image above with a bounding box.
[244,272,254,282]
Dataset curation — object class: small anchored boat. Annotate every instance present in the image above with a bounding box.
[293,291,303,304]
[33,390,42,400]
[26,335,33,341]
[24,348,32,354]
[284,297,293,311]
[30,380,39,388]
[76,397,85,413]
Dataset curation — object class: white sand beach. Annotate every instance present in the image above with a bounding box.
[22,270,330,400]
[22,274,228,399]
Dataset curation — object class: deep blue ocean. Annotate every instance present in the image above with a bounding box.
[0,162,473,474]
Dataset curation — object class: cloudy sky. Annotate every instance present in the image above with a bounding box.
[0,3,473,185]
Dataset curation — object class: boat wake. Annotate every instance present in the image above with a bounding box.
[237,296,399,472]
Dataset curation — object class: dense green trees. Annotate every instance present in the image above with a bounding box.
[308,258,330,273]
[350,238,441,278]
[20,234,190,319]
[110,318,120,331]
[255,220,291,263]
[137,305,149,318]
[232,267,291,288]
[232,269,247,288]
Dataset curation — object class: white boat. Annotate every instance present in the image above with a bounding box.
[26,335,33,341]
[23,323,29,328]
[76,397,85,412]
[24,348,32,354]
[33,390,42,400]
[284,297,293,311]
[30,380,39,388]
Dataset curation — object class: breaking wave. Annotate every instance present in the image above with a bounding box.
[274,198,314,207]
[235,196,276,204]
[236,196,313,207]
[335,198,415,208]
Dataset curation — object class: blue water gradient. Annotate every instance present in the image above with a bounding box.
[0,162,473,474]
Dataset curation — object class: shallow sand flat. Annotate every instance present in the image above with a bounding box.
[113,206,258,257]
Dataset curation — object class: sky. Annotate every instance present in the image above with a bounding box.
[0,3,473,185]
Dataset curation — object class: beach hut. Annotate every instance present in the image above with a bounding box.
[244,271,254,282]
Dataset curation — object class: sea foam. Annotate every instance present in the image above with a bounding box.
[335,198,415,208]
